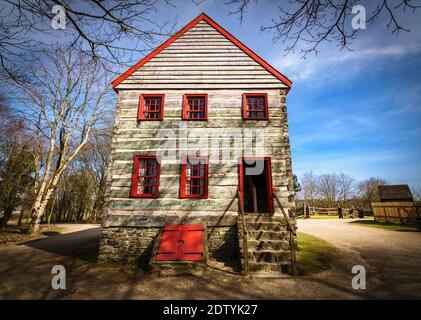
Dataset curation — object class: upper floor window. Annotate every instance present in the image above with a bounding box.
[130,155,160,198]
[182,94,208,120]
[242,93,268,120]
[138,94,165,121]
[180,156,209,199]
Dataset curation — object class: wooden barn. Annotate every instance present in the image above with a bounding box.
[99,13,297,277]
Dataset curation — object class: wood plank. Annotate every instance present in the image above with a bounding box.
[109,198,239,212]
[116,83,287,89]
[133,66,269,72]
[117,118,286,129]
[110,160,287,176]
[127,75,277,80]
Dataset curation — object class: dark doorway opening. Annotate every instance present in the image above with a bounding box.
[240,158,274,214]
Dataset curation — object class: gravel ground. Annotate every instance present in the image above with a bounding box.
[298,218,421,299]
[0,220,420,299]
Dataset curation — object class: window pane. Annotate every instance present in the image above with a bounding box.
[135,157,159,195]
[246,95,266,119]
[183,158,206,196]
[143,96,162,119]
[187,96,206,119]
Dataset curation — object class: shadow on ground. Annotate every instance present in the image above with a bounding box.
[20,227,101,259]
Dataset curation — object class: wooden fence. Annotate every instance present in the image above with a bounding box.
[296,206,356,218]
[371,202,421,224]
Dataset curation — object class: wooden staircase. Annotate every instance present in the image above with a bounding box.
[237,191,297,278]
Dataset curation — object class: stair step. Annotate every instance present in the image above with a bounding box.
[245,222,285,231]
[250,272,292,279]
[247,240,290,251]
[248,262,281,273]
[243,215,290,223]
[247,230,286,240]
[248,250,291,263]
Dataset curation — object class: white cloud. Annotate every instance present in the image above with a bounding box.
[273,24,421,82]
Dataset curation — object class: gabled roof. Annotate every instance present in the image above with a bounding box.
[112,12,292,89]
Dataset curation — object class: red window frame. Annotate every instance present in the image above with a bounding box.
[138,94,165,121]
[130,155,160,198]
[242,93,269,120]
[182,94,208,120]
[180,156,209,199]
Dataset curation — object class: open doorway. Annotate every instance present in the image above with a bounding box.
[239,157,274,214]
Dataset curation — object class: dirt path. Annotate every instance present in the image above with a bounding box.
[1,221,420,299]
[298,219,421,299]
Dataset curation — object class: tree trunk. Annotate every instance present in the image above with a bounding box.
[29,182,57,233]
[17,210,24,226]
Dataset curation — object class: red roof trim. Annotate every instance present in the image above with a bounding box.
[112,13,292,89]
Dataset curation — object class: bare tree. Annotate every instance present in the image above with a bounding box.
[226,0,421,56]
[0,97,35,229]
[301,171,319,206]
[10,47,112,233]
[411,186,421,201]
[318,173,339,207]
[357,177,387,206]
[0,0,176,80]
[337,172,355,203]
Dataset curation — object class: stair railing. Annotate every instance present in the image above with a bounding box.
[237,188,249,277]
[273,192,297,275]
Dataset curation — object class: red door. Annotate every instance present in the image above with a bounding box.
[179,225,203,261]
[156,225,203,261]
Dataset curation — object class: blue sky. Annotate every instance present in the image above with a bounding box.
[121,1,421,189]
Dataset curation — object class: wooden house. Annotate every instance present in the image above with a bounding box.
[99,13,297,276]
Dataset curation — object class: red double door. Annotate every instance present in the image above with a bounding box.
[156,225,203,261]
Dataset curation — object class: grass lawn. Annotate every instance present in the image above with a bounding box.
[308,215,338,219]
[296,232,337,275]
[350,220,420,232]
[296,215,337,219]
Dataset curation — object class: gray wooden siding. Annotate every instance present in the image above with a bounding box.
[105,21,294,227]
[105,88,294,225]
[116,21,288,90]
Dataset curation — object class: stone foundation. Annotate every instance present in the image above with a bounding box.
[98,225,240,268]
[98,227,160,265]
[207,226,240,266]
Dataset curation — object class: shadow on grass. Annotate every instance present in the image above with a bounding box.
[296,232,337,276]
[349,220,420,232]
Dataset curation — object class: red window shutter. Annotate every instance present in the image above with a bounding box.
[156,225,182,261]
[179,225,203,261]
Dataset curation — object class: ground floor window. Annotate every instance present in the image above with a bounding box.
[180,156,208,198]
[130,155,160,197]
